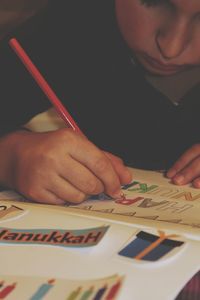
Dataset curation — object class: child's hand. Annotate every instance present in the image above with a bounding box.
[10,128,132,204]
[166,144,200,188]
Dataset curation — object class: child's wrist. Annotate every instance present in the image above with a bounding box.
[0,130,35,189]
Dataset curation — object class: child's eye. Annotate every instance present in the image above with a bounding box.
[140,0,167,7]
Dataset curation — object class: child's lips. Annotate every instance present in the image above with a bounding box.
[143,54,184,72]
[134,52,194,75]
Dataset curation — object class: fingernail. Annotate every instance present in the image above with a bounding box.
[173,175,184,185]
[167,169,176,178]
[112,190,123,199]
[120,191,126,199]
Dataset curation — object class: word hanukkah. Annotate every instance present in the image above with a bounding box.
[0,226,109,248]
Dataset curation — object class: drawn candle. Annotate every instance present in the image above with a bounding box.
[79,286,94,300]
[66,287,82,300]
[0,282,16,299]
[93,285,107,300]
[30,279,55,300]
[105,280,122,300]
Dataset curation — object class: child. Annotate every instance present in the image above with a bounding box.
[0,0,199,204]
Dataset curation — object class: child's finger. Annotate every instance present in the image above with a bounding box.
[103,152,133,185]
[69,137,122,198]
[26,189,66,206]
[59,155,104,196]
[167,144,200,178]
[47,177,88,204]
[171,156,200,185]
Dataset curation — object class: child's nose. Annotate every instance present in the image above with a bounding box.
[156,18,190,60]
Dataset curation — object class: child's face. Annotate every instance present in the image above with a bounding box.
[115,0,200,76]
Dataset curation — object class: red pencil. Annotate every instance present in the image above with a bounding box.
[9,38,84,135]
